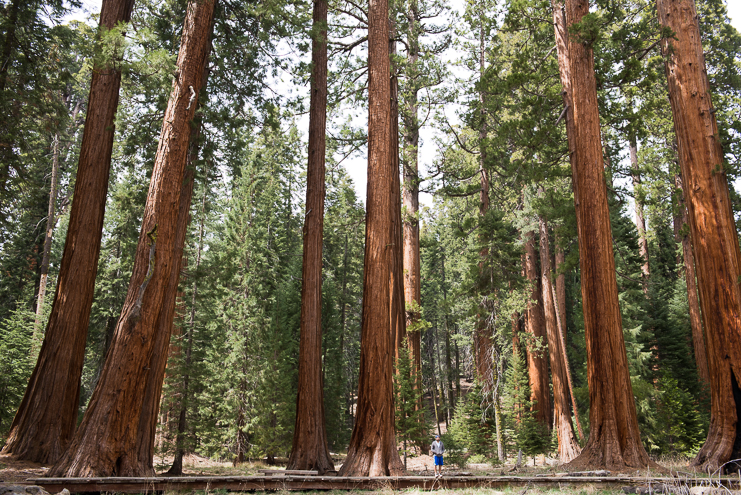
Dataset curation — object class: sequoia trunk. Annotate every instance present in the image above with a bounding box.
[562,0,653,470]
[673,174,709,389]
[338,0,404,475]
[524,230,551,427]
[401,0,422,407]
[1,0,136,464]
[287,0,334,473]
[657,0,741,472]
[48,0,216,476]
[539,214,580,462]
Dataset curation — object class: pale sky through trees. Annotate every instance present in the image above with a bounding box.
[67,0,741,208]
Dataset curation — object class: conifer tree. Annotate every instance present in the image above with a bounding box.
[49,0,216,475]
[657,0,741,472]
[561,0,653,470]
[2,0,137,464]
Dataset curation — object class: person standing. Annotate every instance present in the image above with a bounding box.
[430,435,444,477]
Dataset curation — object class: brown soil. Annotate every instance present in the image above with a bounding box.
[0,454,49,483]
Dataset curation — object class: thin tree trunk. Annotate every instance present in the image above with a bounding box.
[401,0,422,416]
[539,213,580,462]
[474,18,495,396]
[390,18,406,363]
[561,0,653,470]
[338,0,404,474]
[167,153,210,476]
[551,274,584,442]
[673,174,709,389]
[555,245,567,347]
[524,229,551,428]
[33,132,61,334]
[2,0,136,464]
[287,0,334,472]
[657,0,741,472]
[630,133,649,292]
[49,0,216,476]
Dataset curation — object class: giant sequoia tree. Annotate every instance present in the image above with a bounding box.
[1,0,136,464]
[287,0,334,474]
[48,0,216,476]
[338,0,405,475]
[657,0,741,473]
[561,0,653,471]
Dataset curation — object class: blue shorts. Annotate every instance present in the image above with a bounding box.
[434,455,444,466]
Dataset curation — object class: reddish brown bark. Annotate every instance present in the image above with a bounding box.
[524,229,551,428]
[539,215,580,462]
[553,245,584,442]
[48,0,215,476]
[1,0,136,464]
[673,174,709,389]
[401,0,422,388]
[390,21,407,365]
[137,32,216,473]
[562,0,653,471]
[287,0,334,473]
[657,0,741,472]
[338,0,404,475]
[555,246,567,347]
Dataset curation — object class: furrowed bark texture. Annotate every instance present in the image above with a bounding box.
[1,0,136,464]
[287,0,334,473]
[401,0,422,393]
[48,0,215,476]
[338,0,404,476]
[563,0,653,471]
[555,246,567,346]
[657,0,741,473]
[524,229,551,427]
[674,174,709,389]
[390,22,407,365]
[539,215,580,462]
[136,30,215,474]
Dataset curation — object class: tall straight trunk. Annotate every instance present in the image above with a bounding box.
[1,0,136,465]
[551,248,584,441]
[474,19,494,395]
[441,249,455,418]
[555,245,567,346]
[390,20,406,363]
[33,132,61,333]
[630,133,649,291]
[657,0,741,472]
[538,214,580,462]
[673,174,709,389]
[562,0,652,470]
[524,230,551,427]
[134,24,215,473]
[167,175,208,476]
[49,0,216,476]
[287,0,334,473]
[401,0,422,413]
[338,0,404,475]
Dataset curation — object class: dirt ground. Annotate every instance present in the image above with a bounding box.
[0,451,583,484]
